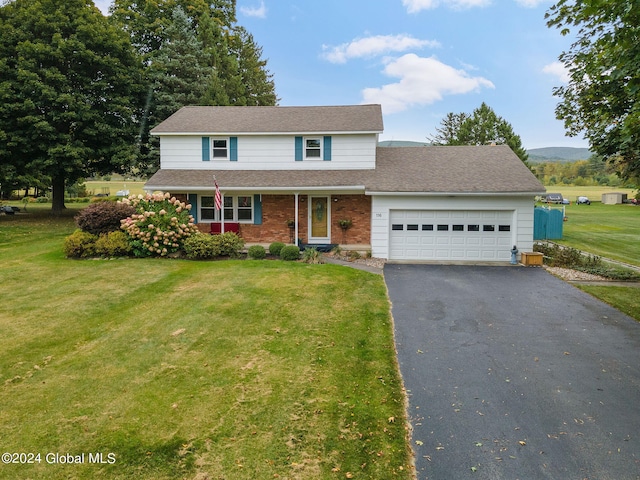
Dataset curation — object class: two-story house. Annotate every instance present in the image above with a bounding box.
[145,104,545,262]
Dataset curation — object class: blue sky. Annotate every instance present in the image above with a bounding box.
[94,0,585,149]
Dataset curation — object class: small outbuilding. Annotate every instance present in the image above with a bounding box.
[601,192,627,205]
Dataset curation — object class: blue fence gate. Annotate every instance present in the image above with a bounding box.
[534,207,564,240]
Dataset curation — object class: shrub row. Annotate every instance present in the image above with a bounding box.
[63,230,132,258]
[183,232,245,259]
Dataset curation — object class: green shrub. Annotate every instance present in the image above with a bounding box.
[214,232,245,257]
[63,230,98,258]
[94,231,132,257]
[183,233,221,259]
[75,200,135,235]
[280,245,300,261]
[120,192,198,257]
[302,247,323,264]
[269,242,285,256]
[247,245,266,259]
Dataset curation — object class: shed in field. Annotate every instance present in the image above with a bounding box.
[601,192,627,204]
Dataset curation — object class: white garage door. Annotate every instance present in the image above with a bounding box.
[389,210,514,261]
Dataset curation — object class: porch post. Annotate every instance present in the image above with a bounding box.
[294,192,299,246]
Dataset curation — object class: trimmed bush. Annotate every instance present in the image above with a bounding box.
[94,231,132,257]
[183,233,221,259]
[120,192,198,257]
[280,245,300,261]
[215,232,245,258]
[269,242,285,256]
[63,230,98,258]
[75,200,135,235]
[182,232,245,259]
[247,245,266,260]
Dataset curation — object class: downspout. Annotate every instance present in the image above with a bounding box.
[221,193,225,234]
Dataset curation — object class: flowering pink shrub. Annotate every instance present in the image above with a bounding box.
[120,192,198,257]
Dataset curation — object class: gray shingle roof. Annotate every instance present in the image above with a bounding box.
[150,105,384,134]
[145,145,545,195]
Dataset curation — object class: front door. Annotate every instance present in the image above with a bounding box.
[309,196,330,242]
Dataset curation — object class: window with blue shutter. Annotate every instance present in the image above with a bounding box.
[188,194,198,222]
[253,194,262,225]
[230,136,238,161]
[323,136,332,161]
[201,137,210,161]
[295,136,303,161]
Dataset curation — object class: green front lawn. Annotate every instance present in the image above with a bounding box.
[575,284,640,321]
[0,209,412,480]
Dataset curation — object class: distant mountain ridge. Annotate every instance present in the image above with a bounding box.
[378,141,592,163]
[526,147,592,163]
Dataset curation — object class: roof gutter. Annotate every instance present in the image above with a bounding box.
[144,185,367,193]
[365,190,546,196]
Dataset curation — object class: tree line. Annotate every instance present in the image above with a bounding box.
[0,0,276,211]
[533,156,634,188]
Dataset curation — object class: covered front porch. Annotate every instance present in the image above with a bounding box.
[187,191,371,249]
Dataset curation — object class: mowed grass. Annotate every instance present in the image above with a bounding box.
[0,207,412,480]
[556,202,640,267]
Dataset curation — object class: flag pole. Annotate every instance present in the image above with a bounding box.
[214,175,224,234]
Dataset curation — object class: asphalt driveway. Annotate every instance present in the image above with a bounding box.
[384,264,640,480]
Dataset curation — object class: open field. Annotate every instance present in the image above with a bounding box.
[84,180,147,197]
[0,206,412,480]
[542,185,637,202]
[554,202,640,267]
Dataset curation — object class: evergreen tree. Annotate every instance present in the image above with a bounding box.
[430,103,529,164]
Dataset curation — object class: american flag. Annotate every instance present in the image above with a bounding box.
[214,178,222,211]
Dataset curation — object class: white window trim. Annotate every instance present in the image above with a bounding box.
[199,195,253,223]
[304,136,323,160]
[211,137,229,160]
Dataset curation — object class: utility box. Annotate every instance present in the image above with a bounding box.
[521,252,544,266]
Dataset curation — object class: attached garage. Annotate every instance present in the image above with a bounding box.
[368,145,546,263]
[389,210,514,261]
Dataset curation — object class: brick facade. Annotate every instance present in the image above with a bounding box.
[196,194,371,245]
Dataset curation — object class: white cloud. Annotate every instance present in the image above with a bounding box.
[402,0,491,13]
[514,0,550,7]
[362,53,495,113]
[542,61,570,83]
[322,34,439,64]
[240,1,267,18]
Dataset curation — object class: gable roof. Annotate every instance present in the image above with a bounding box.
[145,145,545,195]
[150,105,384,135]
[369,145,544,193]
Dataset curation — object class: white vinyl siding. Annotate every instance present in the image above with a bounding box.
[159,134,376,170]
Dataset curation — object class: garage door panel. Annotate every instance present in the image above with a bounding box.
[390,210,513,261]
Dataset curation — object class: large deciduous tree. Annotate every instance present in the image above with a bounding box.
[546,0,640,180]
[429,103,529,164]
[0,0,144,212]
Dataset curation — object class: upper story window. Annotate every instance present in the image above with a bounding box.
[305,138,322,159]
[212,138,228,159]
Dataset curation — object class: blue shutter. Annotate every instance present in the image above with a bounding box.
[230,136,238,161]
[323,136,332,161]
[201,137,210,161]
[295,136,303,161]
[253,194,262,225]
[188,194,198,223]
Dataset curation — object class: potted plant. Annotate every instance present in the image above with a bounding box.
[338,219,352,230]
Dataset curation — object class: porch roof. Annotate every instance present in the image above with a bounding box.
[145,145,545,195]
